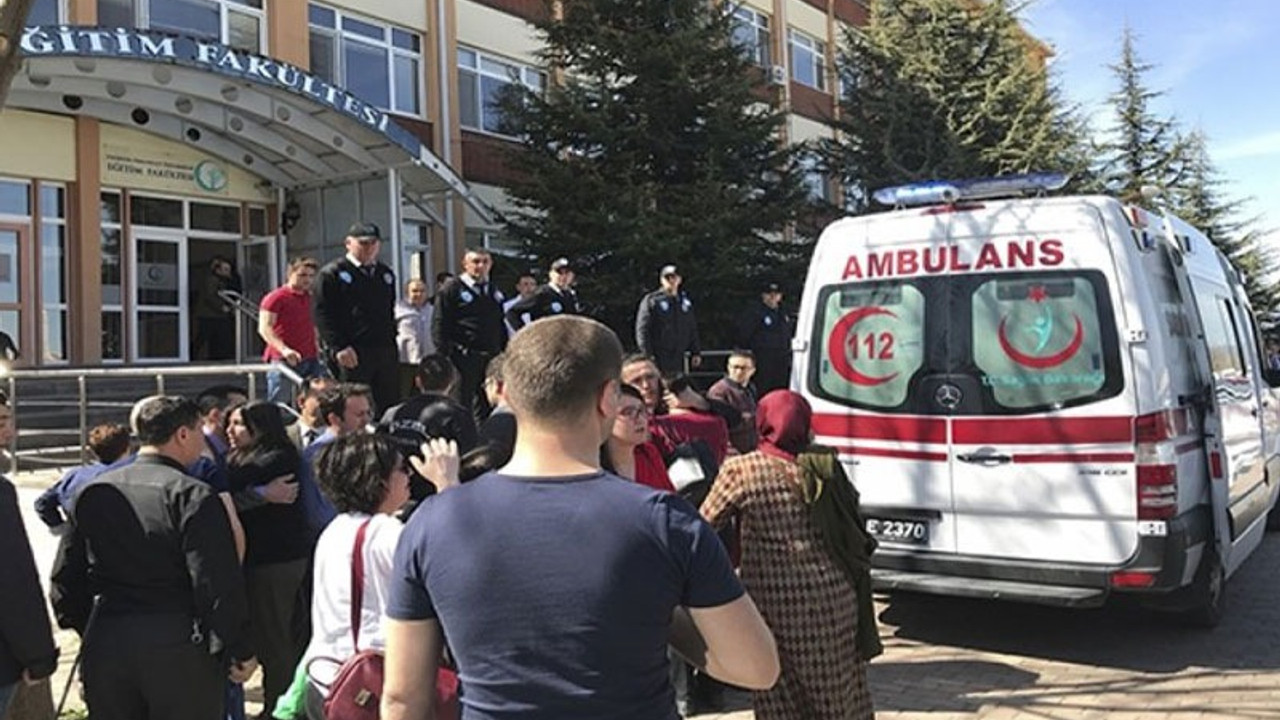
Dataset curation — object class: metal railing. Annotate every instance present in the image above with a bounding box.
[3,361,303,475]
[219,289,262,365]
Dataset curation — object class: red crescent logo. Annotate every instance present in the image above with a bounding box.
[998,315,1085,369]
[827,307,900,386]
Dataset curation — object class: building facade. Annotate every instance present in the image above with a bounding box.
[2,0,866,365]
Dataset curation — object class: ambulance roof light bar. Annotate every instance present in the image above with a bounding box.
[872,172,1071,208]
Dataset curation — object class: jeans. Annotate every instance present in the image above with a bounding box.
[267,357,324,406]
[0,682,16,717]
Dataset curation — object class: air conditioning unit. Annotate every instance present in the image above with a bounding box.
[769,64,787,86]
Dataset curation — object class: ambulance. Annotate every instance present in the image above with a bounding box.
[794,173,1280,625]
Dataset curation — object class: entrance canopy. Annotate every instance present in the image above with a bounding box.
[9,25,488,219]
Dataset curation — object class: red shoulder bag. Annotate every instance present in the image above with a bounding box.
[309,518,460,720]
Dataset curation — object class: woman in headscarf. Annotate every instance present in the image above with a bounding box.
[701,390,877,720]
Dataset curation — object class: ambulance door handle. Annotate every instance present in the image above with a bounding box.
[957,451,1012,466]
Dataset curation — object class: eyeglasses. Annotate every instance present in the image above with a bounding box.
[618,406,650,420]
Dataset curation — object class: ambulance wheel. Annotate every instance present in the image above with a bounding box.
[1181,548,1225,628]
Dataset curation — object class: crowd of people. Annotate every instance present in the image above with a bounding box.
[0,221,881,720]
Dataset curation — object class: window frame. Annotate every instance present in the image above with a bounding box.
[788,28,826,91]
[307,3,425,117]
[125,0,267,54]
[808,270,1125,416]
[456,45,546,138]
[729,6,772,67]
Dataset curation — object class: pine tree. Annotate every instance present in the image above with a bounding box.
[1175,131,1279,312]
[825,0,1090,211]
[1097,27,1189,204]
[497,0,811,346]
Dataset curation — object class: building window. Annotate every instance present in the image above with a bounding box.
[465,228,523,258]
[308,4,424,116]
[100,191,125,362]
[789,29,826,91]
[730,7,771,67]
[799,155,830,202]
[94,0,265,53]
[457,47,544,136]
[28,0,62,24]
[39,185,68,363]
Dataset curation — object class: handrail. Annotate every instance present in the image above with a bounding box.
[2,361,304,475]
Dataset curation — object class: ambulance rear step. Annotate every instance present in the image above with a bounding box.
[871,569,1108,608]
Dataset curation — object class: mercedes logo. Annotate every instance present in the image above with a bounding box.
[935,384,962,409]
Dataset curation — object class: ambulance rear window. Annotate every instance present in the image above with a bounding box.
[972,275,1112,409]
[808,270,1123,414]
[812,281,926,409]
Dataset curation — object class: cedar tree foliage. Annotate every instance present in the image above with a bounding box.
[824,0,1091,212]
[497,0,812,345]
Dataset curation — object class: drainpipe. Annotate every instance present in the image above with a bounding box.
[436,0,457,271]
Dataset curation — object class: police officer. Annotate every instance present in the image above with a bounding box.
[433,248,507,421]
[314,222,399,413]
[635,264,702,375]
[505,257,583,332]
[735,281,793,394]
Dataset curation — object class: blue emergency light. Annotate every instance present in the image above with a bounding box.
[872,172,1071,208]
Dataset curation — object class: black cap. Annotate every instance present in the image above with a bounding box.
[551,257,572,271]
[346,221,382,241]
[763,282,782,293]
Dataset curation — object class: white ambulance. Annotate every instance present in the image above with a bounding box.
[794,173,1280,625]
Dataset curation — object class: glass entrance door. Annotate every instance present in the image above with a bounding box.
[132,233,187,362]
[238,236,278,359]
[0,226,25,363]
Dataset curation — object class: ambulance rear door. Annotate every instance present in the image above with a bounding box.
[945,202,1138,566]
[807,211,959,555]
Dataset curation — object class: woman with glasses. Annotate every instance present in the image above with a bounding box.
[601,385,674,492]
[294,433,457,718]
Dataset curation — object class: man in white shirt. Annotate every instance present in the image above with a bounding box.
[502,271,537,337]
[395,279,435,399]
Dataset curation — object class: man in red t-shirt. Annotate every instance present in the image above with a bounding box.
[259,256,322,405]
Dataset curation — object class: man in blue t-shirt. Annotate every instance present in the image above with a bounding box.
[382,316,779,720]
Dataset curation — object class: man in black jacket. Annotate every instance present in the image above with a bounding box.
[433,248,508,421]
[51,396,256,720]
[0,393,58,715]
[380,354,478,501]
[315,221,399,412]
[635,265,702,375]
[734,282,793,394]
[504,257,583,332]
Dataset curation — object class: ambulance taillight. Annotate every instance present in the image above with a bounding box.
[1134,409,1182,520]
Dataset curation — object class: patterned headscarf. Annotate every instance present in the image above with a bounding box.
[755,390,813,462]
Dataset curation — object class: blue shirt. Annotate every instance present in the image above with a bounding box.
[33,455,136,527]
[387,471,743,720]
[298,429,338,537]
[189,429,230,493]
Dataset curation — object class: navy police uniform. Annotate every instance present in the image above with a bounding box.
[636,289,701,375]
[735,294,793,394]
[432,276,507,420]
[504,284,582,332]
[315,255,399,412]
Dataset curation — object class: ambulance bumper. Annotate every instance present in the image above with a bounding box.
[871,507,1213,607]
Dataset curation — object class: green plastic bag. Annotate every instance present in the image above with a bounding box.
[272,660,311,720]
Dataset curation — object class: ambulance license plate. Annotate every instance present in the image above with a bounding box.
[866,517,929,546]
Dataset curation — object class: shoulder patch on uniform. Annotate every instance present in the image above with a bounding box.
[658,299,670,312]
[383,272,394,285]
[681,297,692,311]
[338,270,353,284]
[764,315,773,326]
[550,301,563,313]
[460,290,473,303]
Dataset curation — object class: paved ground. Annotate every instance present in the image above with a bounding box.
[16,471,1280,719]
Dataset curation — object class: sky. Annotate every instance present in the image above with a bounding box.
[1020,0,1280,249]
